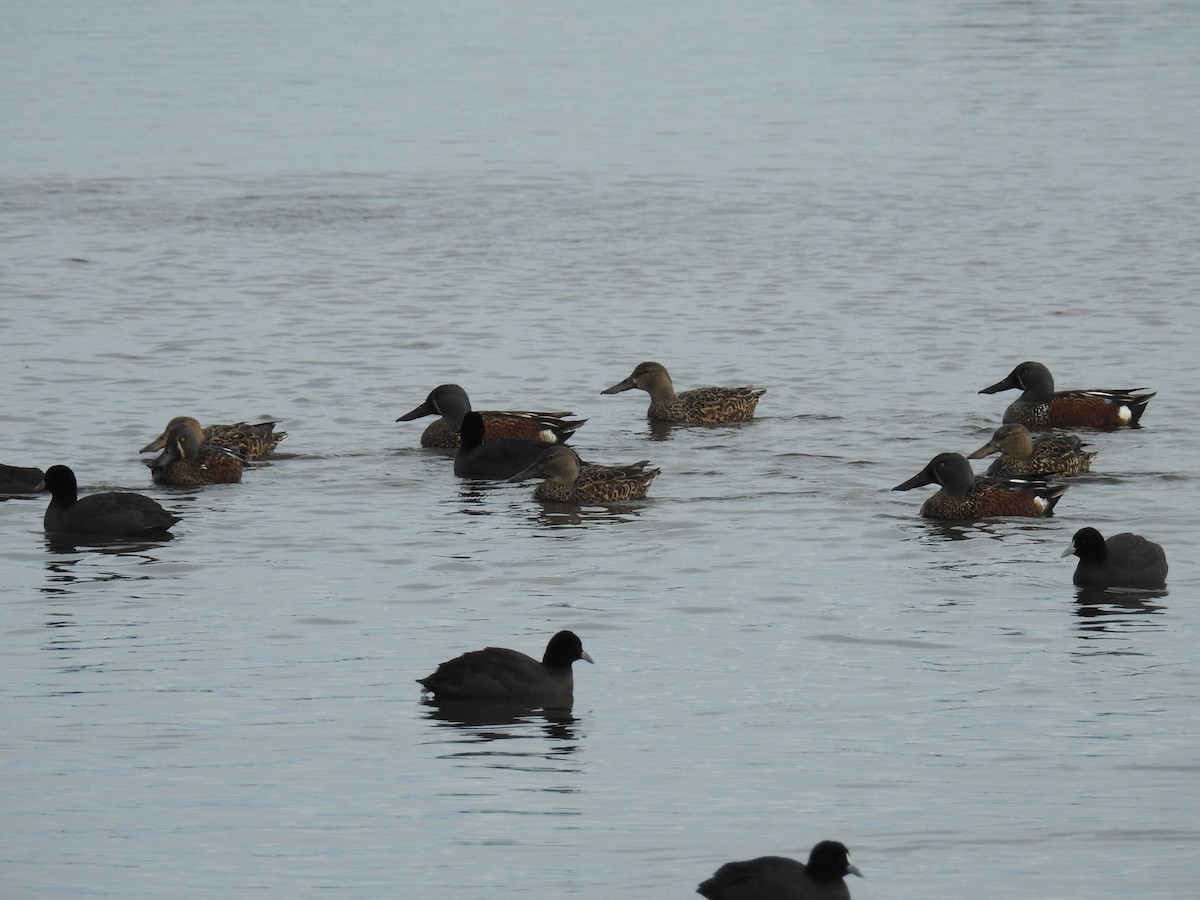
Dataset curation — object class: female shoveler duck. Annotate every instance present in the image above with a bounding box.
[979,361,1154,429]
[508,445,660,503]
[967,423,1096,477]
[1062,527,1168,589]
[141,416,286,460]
[417,630,593,708]
[43,464,180,537]
[396,383,585,449]
[601,361,765,424]
[453,411,555,479]
[147,419,245,486]
[1,462,45,493]
[892,452,1067,520]
[698,840,863,900]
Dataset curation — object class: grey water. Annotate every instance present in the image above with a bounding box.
[2,1,1199,897]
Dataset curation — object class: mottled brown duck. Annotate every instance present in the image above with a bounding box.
[602,361,764,424]
[141,416,286,460]
[509,445,659,503]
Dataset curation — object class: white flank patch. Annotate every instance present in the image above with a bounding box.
[1034,496,1049,512]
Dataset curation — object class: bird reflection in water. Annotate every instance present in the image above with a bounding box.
[421,702,582,761]
[42,534,173,593]
[530,501,646,529]
[1074,585,1167,638]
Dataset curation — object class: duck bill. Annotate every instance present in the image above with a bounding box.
[979,374,1018,394]
[601,377,636,395]
[966,440,1000,459]
[147,442,179,470]
[396,400,435,422]
[507,460,543,483]
[892,468,934,491]
[139,433,168,453]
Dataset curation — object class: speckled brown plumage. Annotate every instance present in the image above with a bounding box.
[509,445,660,503]
[967,424,1096,477]
[396,383,585,448]
[893,452,1067,520]
[141,416,286,460]
[979,361,1154,429]
[147,419,244,486]
[602,361,764,424]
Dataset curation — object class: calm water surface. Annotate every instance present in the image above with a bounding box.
[2,2,1199,897]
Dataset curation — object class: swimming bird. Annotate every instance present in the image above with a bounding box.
[698,840,863,900]
[453,411,554,479]
[979,361,1154,429]
[140,416,286,460]
[509,445,660,503]
[417,630,593,707]
[1,463,45,493]
[1062,527,1168,589]
[602,361,765,424]
[147,419,245,485]
[967,423,1096,477]
[892,452,1067,520]
[396,383,585,448]
[43,464,180,537]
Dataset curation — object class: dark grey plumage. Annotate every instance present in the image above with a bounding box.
[453,411,553,479]
[418,630,593,707]
[698,840,863,900]
[1063,527,1168,589]
[1,463,45,493]
[43,465,180,537]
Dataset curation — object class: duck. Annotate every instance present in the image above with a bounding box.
[147,419,245,485]
[509,445,660,503]
[417,630,593,707]
[979,361,1154,429]
[698,840,863,900]
[967,423,1096,477]
[601,361,765,424]
[1,463,45,493]
[43,464,180,537]
[453,411,555,479]
[1062,527,1168,589]
[140,416,286,461]
[396,383,585,448]
[892,452,1067,520]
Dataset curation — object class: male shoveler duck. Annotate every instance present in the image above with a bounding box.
[698,840,863,900]
[147,419,245,486]
[417,630,593,708]
[979,361,1154,429]
[601,361,765,424]
[396,383,585,449]
[508,445,660,503]
[141,416,286,460]
[967,423,1096,477]
[43,464,180,537]
[1062,527,1168,589]
[453,411,555,479]
[892,452,1067,520]
[1,462,45,493]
